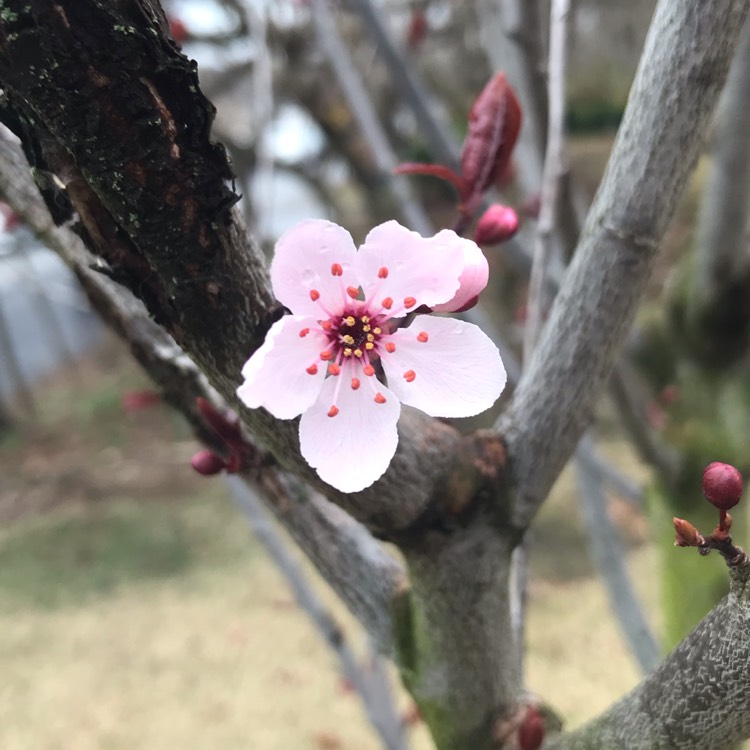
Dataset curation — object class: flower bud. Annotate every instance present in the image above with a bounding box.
[190,449,227,476]
[673,517,701,547]
[431,230,489,313]
[702,462,743,511]
[473,204,519,246]
[518,707,544,750]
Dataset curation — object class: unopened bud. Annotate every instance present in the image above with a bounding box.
[473,204,519,245]
[190,449,227,476]
[673,517,701,547]
[702,462,743,511]
[518,707,544,750]
[169,16,188,43]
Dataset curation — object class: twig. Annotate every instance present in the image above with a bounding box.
[523,0,571,361]
[574,443,660,674]
[348,0,460,168]
[609,363,680,485]
[225,475,408,750]
[309,0,433,235]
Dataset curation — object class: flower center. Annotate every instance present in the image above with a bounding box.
[332,311,385,360]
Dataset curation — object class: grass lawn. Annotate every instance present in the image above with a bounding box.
[0,338,667,749]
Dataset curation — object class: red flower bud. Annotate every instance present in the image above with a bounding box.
[190,450,227,476]
[473,204,519,245]
[702,462,743,511]
[460,73,522,205]
[169,16,188,44]
[518,707,544,750]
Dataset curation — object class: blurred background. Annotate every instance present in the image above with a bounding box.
[3,0,747,747]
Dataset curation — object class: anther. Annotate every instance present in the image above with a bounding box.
[344,316,356,326]
[306,364,318,375]
[299,328,310,337]
[364,364,375,376]
[382,297,393,310]
[346,286,360,299]
[385,342,396,353]
[378,267,389,279]
[321,320,333,332]
[328,405,339,418]
[328,363,341,376]
[417,331,429,342]
[320,350,333,361]
[404,370,416,382]
[365,342,374,350]
[366,333,375,342]
[374,393,386,404]
[351,378,361,390]
[354,349,363,358]
[331,263,343,276]
[342,334,355,345]
[373,327,382,335]
[310,289,320,301]
[344,347,353,357]
[363,325,371,333]
[404,296,416,309]
[361,316,370,323]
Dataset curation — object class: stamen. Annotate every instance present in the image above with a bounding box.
[331,263,343,276]
[354,349,363,358]
[351,377,361,390]
[382,297,393,310]
[342,334,355,345]
[344,347,353,357]
[373,327,382,335]
[299,328,310,338]
[344,316,356,326]
[378,267,389,279]
[328,363,341,376]
[374,393,386,404]
[404,370,416,382]
[404,297,416,309]
[321,320,333,332]
[365,342,374,350]
[363,364,375,376]
[417,331,429,342]
[306,364,318,375]
[363,325,371,333]
[320,350,333,361]
[361,316,370,323]
[310,289,320,301]
[366,333,375,342]
[346,286,360,299]
[328,405,339,418]
[385,342,396,353]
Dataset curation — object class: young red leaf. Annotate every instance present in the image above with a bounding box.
[393,162,467,196]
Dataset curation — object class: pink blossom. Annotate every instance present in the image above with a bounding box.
[237,219,506,492]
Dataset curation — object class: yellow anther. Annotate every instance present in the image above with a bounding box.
[366,333,375,342]
[373,327,382,335]
[342,334,355,345]
[344,316,356,326]
[354,349,363,358]
[361,315,370,323]
[362,325,371,333]
[365,342,375,350]
[343,347,353,357]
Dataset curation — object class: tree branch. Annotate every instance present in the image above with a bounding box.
[499,0,750,529]
[547,561,750,750]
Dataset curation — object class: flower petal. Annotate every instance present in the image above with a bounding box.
[431,230,489,313]
[354,221,463,316]
[299,368,401,493]
[237,315,328,419]
[381,315,506,418]
[271,219,359,316]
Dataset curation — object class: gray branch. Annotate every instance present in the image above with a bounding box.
[546,561,750,749]
[500,0,750,529]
